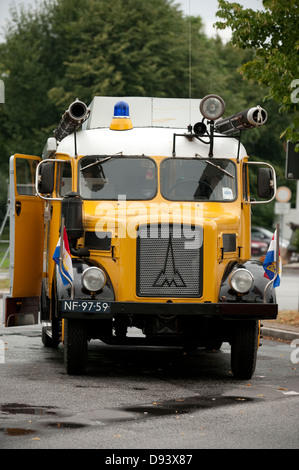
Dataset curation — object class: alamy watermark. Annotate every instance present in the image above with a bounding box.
[94,196,204,249]
[291,79,299,104]
[0,339,5,364]
[0,79,4,104]
[290,339,299,364]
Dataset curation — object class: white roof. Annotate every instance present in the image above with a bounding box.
[57,126,247,159]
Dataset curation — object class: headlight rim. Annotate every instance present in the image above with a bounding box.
[229,268,254,294]
[81,266,106,293]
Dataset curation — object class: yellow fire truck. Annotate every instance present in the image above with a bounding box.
[5,94,278,378]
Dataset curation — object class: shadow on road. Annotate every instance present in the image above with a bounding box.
[84,340,233,381]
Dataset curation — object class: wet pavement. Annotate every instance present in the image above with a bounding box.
[0,322,298,449]
[0,266,298,449]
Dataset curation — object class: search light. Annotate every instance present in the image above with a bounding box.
[215,105,268,136]
[54,99,90,141]
[200,94,226,121]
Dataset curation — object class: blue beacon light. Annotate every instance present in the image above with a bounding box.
[110,101,133,130]
[114,101,129,117]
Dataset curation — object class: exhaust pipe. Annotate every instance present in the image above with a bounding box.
[215,105,268,136]
[54,99,90,141]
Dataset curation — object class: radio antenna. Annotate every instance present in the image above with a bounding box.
[188,0,192,126]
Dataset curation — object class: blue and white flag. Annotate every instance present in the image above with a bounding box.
[53,227,74,286]
[263,229,281,288]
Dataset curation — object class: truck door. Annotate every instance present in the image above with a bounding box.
[5,154,44,326]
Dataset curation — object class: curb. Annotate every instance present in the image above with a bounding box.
[261,326,299,342]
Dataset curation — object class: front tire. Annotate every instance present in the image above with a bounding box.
[231,321,259,379]
[64,319,88,375]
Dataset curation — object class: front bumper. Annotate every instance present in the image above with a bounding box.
[60,300,278,321]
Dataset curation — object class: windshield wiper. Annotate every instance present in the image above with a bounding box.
[205,159,235,179]
[80,152,123,172]
[80,156,112,172]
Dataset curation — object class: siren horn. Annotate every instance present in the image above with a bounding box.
[215,105,268,136]
[54,99,90,141]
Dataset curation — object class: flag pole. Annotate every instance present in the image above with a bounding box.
[263,222,280,303]
[59,217,74,299]
[275,222,280,280]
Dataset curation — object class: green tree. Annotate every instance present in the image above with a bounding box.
[215,0,299,145]
[48,0,193,104]
[0,0,85,158]
[48,2,231,107]
[0,0,256,158]
[0,0,289,231]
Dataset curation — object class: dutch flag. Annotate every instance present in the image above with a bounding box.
[53,227,74,286]
[263,229,281,288]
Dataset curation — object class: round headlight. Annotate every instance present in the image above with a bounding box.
[229,268,254,294]
[82,267,106,292]
[200,94,226,120]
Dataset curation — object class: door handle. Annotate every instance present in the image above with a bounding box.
[15,201,21,216]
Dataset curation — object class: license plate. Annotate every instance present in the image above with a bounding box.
[61,300,111,313]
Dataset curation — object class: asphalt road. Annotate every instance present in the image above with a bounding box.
[0,268,298,450]
[0,322,298,450]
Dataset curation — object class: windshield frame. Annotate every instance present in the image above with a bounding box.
[160,157,238,203]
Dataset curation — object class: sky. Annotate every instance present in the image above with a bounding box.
[0,0,264,43]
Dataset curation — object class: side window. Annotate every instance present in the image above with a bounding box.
[15,158,38,196]
[56,161,72,197]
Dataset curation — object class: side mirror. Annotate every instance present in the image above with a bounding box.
[36,159,67,201]
[257,167,274,199]
[246,161,276,204]
[38,161,54,194]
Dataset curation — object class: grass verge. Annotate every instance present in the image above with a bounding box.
[270,310,299,328]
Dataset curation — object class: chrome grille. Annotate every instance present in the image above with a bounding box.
[137,224,203,297]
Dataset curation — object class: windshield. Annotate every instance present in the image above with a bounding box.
[79,156,157,200]
[161,158,237,201]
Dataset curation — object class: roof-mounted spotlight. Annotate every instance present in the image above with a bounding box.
[54,99,90,142]
[199,95,225,157]
[110,101,133,130]
[215,105,268,136]
[199,94,226,121]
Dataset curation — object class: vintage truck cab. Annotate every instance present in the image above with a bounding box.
[5,94,278,378]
